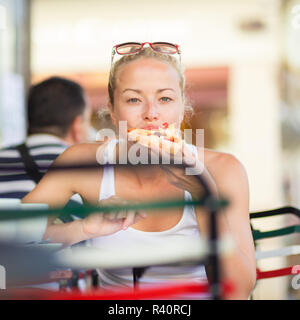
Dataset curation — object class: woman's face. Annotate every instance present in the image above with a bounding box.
[111,57,184,130]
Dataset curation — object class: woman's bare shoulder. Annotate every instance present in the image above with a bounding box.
[203,148,239,165]
[198,147,248,182]
[193,148,249,208]
[54,141,105,164]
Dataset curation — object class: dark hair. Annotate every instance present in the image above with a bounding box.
[27,76,86,137]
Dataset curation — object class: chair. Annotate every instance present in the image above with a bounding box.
[250,206,300,297]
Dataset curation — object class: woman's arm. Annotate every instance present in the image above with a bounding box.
[147,140,256,298]
[22,143,146,246]
[192,153,256,300]
[22,144,81,244]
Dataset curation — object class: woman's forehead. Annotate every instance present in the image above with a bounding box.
[115,58,181,90]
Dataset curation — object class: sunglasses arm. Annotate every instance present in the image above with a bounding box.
[111,48,117,64]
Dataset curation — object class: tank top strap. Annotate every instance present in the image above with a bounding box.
[99,139,118,201]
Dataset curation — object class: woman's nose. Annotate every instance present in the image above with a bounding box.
[143,102,158,121]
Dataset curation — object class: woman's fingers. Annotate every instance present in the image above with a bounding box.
[135,212,147,223]
[99,195,148,231]
[122,210,136,230]
[121,210,147,230]
[138,211,148,219]
[116,211,127,219]
[106,212,117,220]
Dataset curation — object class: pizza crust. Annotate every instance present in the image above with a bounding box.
[127,123,183,155]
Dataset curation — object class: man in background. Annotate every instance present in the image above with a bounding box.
[0,76,91,201]
[0,77,93,291]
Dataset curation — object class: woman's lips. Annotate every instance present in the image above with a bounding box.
[142,125,159,130]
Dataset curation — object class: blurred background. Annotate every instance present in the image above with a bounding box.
[0,0,300,299]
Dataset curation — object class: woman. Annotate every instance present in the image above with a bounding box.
[22,42,256,299]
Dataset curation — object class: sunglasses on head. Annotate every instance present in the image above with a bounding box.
[111,42,181,64]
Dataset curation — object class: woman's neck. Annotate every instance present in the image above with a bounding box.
[133,165,165,188]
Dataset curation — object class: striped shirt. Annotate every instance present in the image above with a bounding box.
[0,134,82,206]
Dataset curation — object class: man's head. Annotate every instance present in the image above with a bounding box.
[27,76,91,144]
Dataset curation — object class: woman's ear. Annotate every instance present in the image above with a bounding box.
[178,106,185,127]
[108,102,118,127]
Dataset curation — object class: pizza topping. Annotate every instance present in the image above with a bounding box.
[127,122,181,145]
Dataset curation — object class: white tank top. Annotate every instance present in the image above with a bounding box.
[90,139,208,297]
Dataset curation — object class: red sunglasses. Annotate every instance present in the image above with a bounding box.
[111,42,181,63]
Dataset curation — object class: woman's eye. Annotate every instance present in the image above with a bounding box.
[160,97,172,102]
[127,98,140,103]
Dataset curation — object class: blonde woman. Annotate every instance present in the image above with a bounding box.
[22,42,256,299]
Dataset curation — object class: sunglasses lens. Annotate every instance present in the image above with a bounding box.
[117,43,142,54]
[151,42,178,54]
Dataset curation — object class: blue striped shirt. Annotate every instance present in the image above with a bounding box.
[0,134,83,206]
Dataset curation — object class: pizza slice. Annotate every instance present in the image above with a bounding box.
[127,122,183,155]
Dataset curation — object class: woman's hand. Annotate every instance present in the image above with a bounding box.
[80,196,147,239]
[142,139,212,198]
